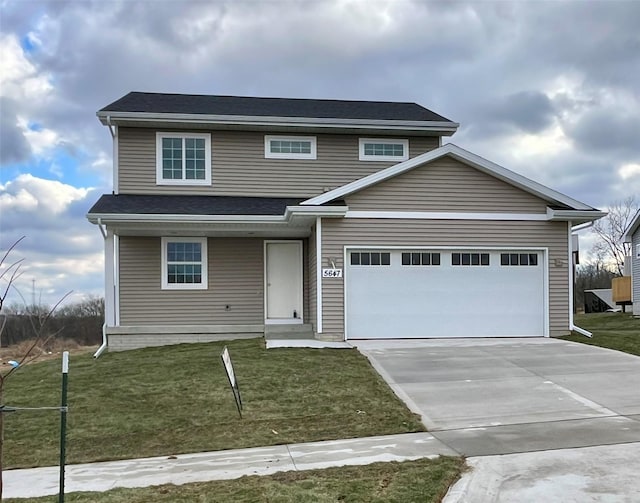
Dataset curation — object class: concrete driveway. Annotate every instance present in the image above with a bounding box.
[355,338,640,501]
[355,337,640,455]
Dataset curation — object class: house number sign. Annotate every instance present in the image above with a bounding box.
[322,268,343,278]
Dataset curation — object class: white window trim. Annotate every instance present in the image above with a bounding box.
[161,237,208,290]
[264,135,317,160]
[156,132,211,186]
[359,138,409,161]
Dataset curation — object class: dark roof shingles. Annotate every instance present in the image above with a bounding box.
[88,194,331,216]
[99,92,452,123]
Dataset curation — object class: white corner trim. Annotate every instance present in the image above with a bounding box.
[346,211,549,221]
[567,221,574,330]
[114,234,120,326]
[113,125,119,194]
[316,217,323,334]
[264,135,317,160]
[301,143,596,211]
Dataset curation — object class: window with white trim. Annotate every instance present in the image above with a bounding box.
[359,138,409,161]
[264,135,317,159]
[156,133,211,185]
[161,238,208,290]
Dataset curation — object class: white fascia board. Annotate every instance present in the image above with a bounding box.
[623,210,640,243]
[302,143,597,211]
[86,207,348,226]
[547,208,607,222]
[96,111,459,132]
[285,205,348,219]
[346,211,549,221]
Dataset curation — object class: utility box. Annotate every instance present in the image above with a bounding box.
[612,276,632,311]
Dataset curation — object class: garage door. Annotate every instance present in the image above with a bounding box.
[346,249,545,339]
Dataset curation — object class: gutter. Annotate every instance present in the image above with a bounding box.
[97,110,460,133]
[87,205,349,226]
[94,323,108,358]
[567,220,593,338]
[571,324,592,338]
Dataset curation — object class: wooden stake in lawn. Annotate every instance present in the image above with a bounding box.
[221,346,243,418]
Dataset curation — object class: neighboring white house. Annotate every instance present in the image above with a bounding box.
[623,210,640,316]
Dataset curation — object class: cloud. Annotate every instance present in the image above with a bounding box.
[0,0,638,304]
[0,174,102,307]
[0,97,31,164]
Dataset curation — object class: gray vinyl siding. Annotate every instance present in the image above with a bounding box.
[319,219,569,338]
[346,157,548,213]
[117,128,439,196]
[634,231,640,316]
[118,236,311,326]
[119,236,265,325]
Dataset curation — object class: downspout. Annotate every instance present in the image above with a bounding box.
[94,218,109,358]
[106,116,118,195]
[568,220,592,337]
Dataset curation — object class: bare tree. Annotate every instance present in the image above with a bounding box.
[591,196,639,276]
[0,238,69,499]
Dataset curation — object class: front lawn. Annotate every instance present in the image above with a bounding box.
[562,313,640,356]
[7,457,464,503]
[5,339,424,468]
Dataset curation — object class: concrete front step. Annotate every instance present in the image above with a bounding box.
[264,323,314,340]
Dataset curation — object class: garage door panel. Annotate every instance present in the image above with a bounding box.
[346,249,545,339]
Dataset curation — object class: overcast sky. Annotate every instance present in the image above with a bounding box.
[1,0,639,307]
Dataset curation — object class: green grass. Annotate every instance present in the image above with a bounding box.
[4,339,424,469]
[6,457,464,503]
[562,313,640,356]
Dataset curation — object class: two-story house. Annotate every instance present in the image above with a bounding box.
[87,92,604,351]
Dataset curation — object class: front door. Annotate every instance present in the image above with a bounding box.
[265,241,303,323]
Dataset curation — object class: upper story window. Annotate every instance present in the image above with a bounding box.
[359,138,409,161]
[161,237,208,290]
[156,133,211,185]
[264,135,317,160]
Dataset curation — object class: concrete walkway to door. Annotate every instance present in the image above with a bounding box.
[355,337,640,501]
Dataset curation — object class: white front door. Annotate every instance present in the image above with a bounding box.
[265,241,303,323]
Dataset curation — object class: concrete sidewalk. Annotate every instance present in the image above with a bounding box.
[5,432,456,499]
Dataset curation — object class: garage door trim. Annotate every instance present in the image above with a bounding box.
[343,245,549,340]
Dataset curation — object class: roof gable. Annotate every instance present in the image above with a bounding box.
[303,143,597,212]
[345,156,549,214]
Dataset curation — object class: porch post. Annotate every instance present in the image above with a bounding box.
[316,217,323,333]
[104,229,116,326]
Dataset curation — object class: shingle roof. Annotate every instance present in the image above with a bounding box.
[99,92,453,123]
[88,194,344,216]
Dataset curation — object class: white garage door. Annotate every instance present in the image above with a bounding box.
[346,249,545,339]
